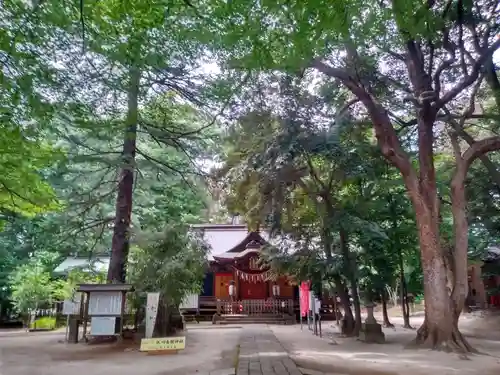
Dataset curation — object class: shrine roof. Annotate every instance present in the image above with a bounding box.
[77,283,133,292]
[190,224,272,261]
[213,247,261,260]
[484,246,500,262]
[53,256,110,275]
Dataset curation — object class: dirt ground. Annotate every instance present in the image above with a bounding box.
[2,312,500,375]
[0,325,241,375]
[272,310,500,375]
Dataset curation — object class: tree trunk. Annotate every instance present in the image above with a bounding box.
[153,299,170,337]
[107,67,140,283]
[412,137,500,353]
[389,195,412,328]
[396,247,411,328]
[401,277,411,328]
[339,228,361,335]
[412,208,471,351]
[311,48,494,353]
[334,276,355,336]
[484,57,500,113]
[397,247,412,329]
[351,285,362,335]
[333,293,341,325]
[381,289,394,328]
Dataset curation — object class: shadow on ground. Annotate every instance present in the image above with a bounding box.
[271,311,500,375]
[0,326,241,375]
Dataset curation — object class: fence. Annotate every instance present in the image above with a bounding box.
[216,298,294,315]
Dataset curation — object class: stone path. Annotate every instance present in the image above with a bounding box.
[237,327,302,375]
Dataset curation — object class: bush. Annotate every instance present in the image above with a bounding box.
[30,316,56,330]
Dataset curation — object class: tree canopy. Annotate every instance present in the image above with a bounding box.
[0,0,499,353]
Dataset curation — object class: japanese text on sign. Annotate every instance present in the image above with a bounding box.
[140,336,186,351]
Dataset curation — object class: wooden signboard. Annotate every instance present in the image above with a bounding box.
[140,336,186,355]
[88,291,122,316]
[90,316,117,336]
[62,293,81,315]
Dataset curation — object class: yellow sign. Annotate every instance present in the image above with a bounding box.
[140,336,186,351]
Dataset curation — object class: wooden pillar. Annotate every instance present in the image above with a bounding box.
[81,292,90,342]
[235,270,241,300]
[212,272,216,297]
[471,264,487,308]
[119,291,126,341]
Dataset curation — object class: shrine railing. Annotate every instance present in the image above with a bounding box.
[216,298,294,316]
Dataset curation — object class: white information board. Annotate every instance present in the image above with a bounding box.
[88,291,122,316]
[62,293,81,315]
[145,292,160,339]
[90,316,116,336]
[309,292,315,310]
[180,294,199,310]
[314,298,321,314]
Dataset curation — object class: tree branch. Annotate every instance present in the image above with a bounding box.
[309,59,354,83]
[462,136,500,171]
[435,38,500,109]
[312,58,420,194]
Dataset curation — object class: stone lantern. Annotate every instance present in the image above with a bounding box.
[358,301,385,344]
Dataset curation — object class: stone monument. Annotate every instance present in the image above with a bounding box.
[358,302,385,343]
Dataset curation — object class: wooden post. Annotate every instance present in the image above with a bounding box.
[319,314,322,338]
[119,291,126,341]
[312,298,317,335]
[333,295,339,325]
[82,292,90,342]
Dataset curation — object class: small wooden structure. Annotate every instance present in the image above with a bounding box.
[77,283,133,341]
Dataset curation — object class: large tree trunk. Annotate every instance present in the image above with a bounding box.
[410,137,500,353]
[107,67,140,283]
[311,45,499,352]
[407,109,460,347]
[412,207,472,352]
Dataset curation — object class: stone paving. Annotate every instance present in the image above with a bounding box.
[237,327,302,375]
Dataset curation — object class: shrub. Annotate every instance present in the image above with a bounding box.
[30,316,56,330]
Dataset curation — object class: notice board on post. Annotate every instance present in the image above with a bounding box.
[88,291,122,316]
[62,292,82,315]
[90,316,118,336]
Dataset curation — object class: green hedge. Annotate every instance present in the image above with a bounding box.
[30,316,56,330]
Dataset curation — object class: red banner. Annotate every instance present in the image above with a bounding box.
[300,281,311,317]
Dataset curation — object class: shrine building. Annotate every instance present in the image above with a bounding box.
[188,223,299,323]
